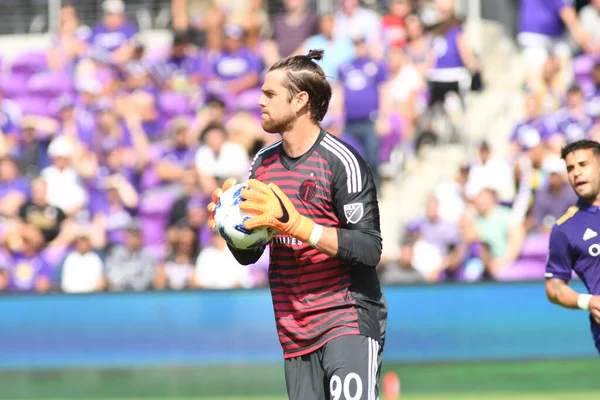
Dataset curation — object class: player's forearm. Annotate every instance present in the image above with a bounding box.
[546,278,581,309]
[322,227,382,268]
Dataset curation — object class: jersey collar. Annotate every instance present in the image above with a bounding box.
[577,200,599,213]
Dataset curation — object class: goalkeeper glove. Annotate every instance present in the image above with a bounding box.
[206,178,237,230]
[240,179,321,245]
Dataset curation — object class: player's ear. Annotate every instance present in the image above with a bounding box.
[294,91,309,113]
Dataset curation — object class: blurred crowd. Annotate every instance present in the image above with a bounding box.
[380,0,600,283]
[0,0,596,293]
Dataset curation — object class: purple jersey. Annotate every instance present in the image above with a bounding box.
[7,252,51,292]
[585,87,600,117]
[213,48,262,81]
[546,201,600,351]
[166,54,201,78]
[510,118,552,150]
[89,22,138,53]
[432,25,464,70]
[519,0,572,37]
[555,110,596,143]
[339,58,387,121]
[89,198,133,245]
[0,177,29,200]
[161,146,196,169]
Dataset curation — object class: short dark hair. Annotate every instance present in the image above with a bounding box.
[560,140,600,160]
[199,122,227,143]
[268,49,332,123]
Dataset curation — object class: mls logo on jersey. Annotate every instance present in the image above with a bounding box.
[344,203,364,224]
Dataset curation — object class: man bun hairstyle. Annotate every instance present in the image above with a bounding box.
[268,49,332,123]
[307,49,324,61]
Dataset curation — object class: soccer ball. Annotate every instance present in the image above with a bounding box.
[213,182,275,250]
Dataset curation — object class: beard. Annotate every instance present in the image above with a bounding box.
[261,112,296,134]
[575,179,600,203]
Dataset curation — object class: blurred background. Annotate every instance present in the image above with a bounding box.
[0,0,598,399]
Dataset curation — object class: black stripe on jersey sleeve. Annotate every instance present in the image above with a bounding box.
[317,135,383,268]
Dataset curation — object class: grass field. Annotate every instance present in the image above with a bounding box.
[0,359,597,399]
[17,395,600,400]
[8,395,600,400]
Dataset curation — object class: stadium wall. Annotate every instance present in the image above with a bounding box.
[0,282,595,370]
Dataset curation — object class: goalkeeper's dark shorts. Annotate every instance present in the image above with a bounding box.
[283,334,382,400]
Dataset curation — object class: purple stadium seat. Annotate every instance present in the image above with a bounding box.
[519,233,549,261]
[573,55,594,80]
[27,72,73,97]
[379,113,403,163]
[41,246,69,269]
[147,243,166,261]
[11,50,47,76]
[0,73,29,98]
[235,88,262,113]
[13,96,51,116]
[159,91,192,120]
[495,259,546,281]
[139,187,180,215]
[139,214,167,247]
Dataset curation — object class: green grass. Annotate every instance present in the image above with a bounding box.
[0,359,597,399]
[6,395,600,400]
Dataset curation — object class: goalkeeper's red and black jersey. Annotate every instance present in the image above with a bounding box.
[249,130,383,358]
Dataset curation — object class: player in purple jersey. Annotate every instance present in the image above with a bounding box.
[546,140,600,352]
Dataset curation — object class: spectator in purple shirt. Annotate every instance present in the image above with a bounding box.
[518,0,594,75]
[56,95,95,151]
[510,93,552,155]
[427,0,480,109]
[0,89,22,136]
[165,30,203,88]
[208,24,262,105]
[338,35,388,183]
[89,174,138,249]
[89,0,138,66]
[0,157,29,218]
[93,100,133,155]
[586,62,600,117]
[550,85,596,148]
[530,156,577,234]
[154,118,196,185]
[115,62,162,139]
[3,241,52,293]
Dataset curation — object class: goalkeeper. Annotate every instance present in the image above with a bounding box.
[207,50,387,400]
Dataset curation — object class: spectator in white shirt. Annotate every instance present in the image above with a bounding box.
[192,230,251,289]
[434,162,470,223]
[41,136,87,216]
[465,140,515,205]
[195,123,250,194]
[60,228,105,293]
[578,0,600,52]
[334,0,383,59]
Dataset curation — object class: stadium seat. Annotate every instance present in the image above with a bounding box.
[0,73,29,98]
[495,259,546,281]
[158,91,192,120]
[27,71,74,98]
[572,55,596,82]
[13,95,51,116]
[10,50,47,76]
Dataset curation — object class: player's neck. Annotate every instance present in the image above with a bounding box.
[281,121,321,158]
